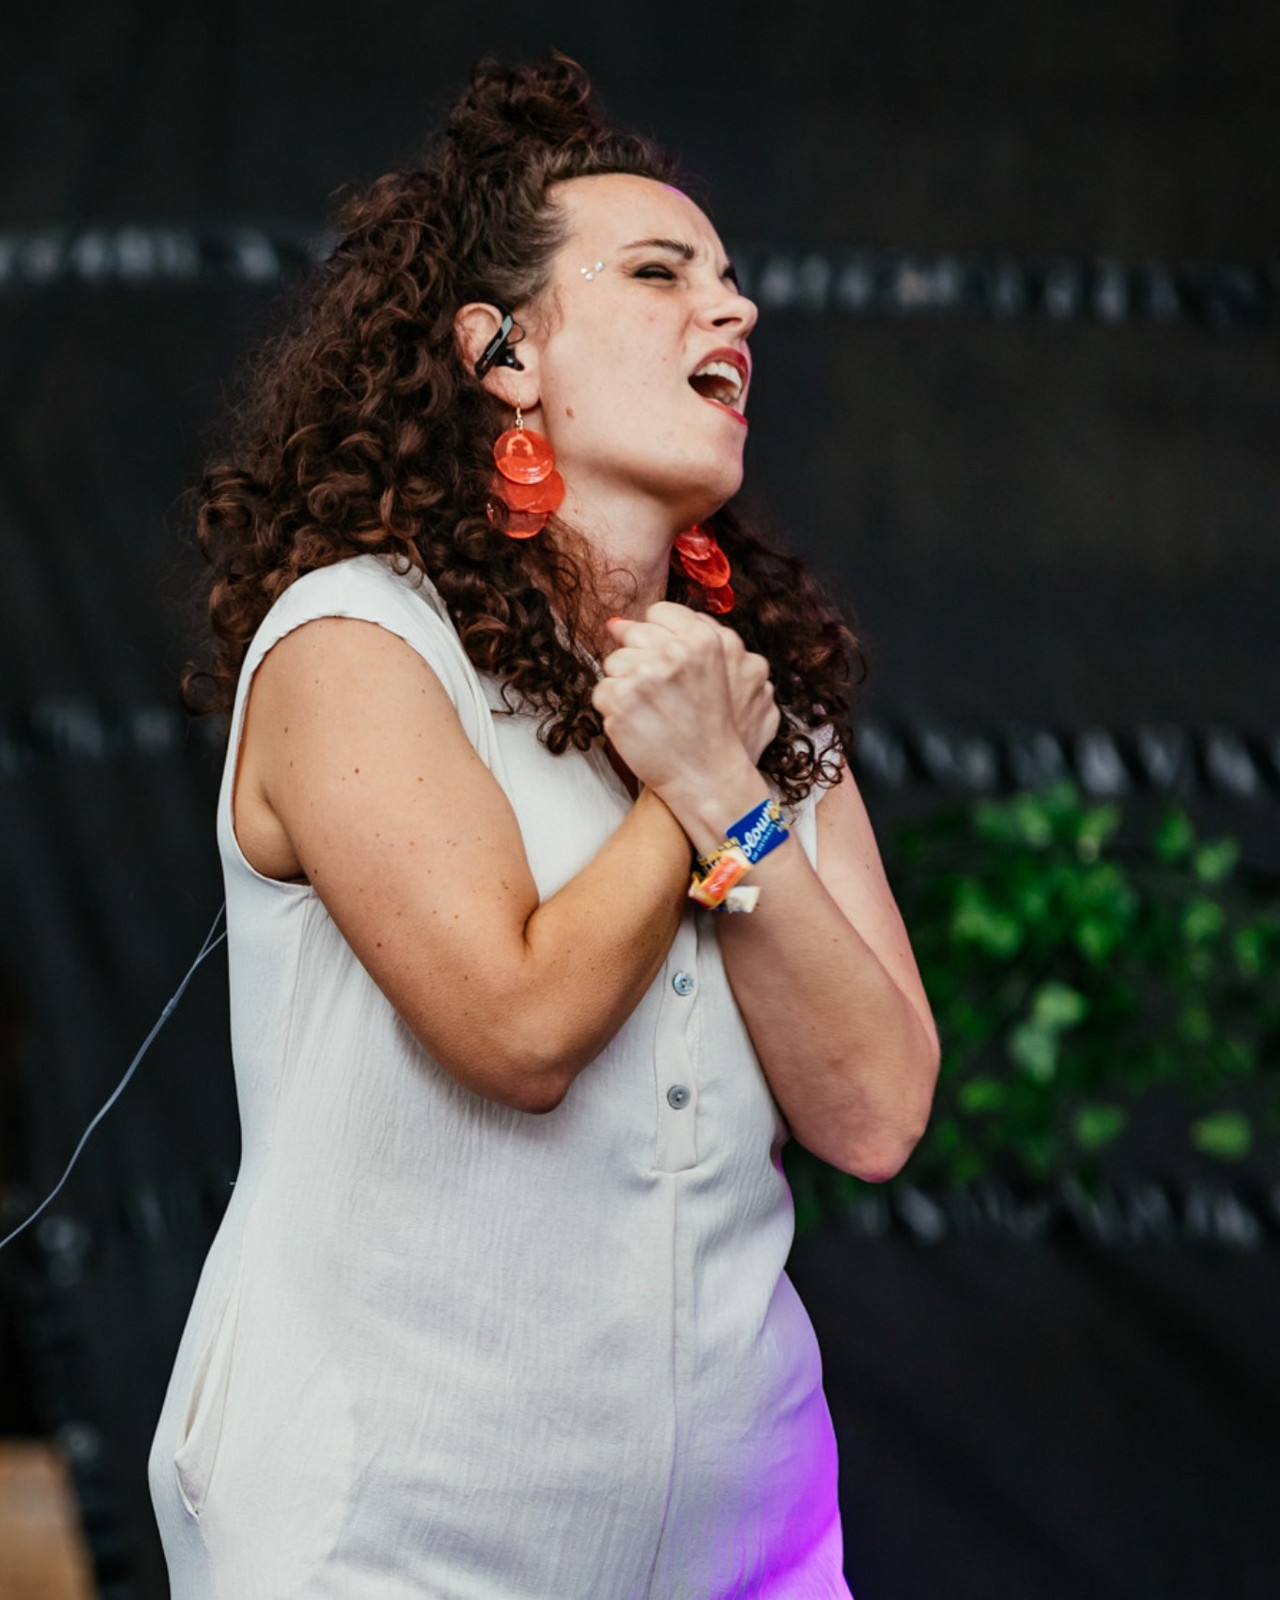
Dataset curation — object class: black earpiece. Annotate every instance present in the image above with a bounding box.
[474,312,526,378]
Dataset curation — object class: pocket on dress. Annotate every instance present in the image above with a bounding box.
[172,1271,243,1519]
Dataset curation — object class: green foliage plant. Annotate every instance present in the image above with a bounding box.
[786,781,1280,1224]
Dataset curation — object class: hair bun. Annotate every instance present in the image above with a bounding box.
[444,53,604,163]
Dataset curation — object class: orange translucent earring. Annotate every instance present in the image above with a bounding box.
[672,525,734,614]
[487,407,565,538]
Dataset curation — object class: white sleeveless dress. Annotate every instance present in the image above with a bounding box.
[149,554,853,1600]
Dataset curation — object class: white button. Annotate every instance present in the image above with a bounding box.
[672,971,695,996]
[666,1084,691,1109]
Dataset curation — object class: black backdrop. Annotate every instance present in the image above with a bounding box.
[2,4,1279,1597]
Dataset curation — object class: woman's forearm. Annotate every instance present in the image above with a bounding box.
[714,850,938,1178]
[660,757,939,1179]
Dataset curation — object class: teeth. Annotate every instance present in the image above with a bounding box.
[690,359,745,405]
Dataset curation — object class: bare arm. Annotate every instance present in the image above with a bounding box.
[596,607,939,1180]
[680,754,939,1181]
[236,617,692,1113]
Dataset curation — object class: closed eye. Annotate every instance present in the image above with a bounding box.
[633,264,677,281]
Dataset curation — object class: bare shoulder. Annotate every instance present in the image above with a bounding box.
[234,616,470,881]
[246,615,463,780]
[234,614,528,903]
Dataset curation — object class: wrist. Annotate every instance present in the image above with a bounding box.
[658,755,774,858]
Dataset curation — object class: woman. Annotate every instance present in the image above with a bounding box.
[150,53,939,1600]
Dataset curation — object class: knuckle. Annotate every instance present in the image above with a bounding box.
[661,640,688,670]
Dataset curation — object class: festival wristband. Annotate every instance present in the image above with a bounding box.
[691,796,789,881]
[720,885,761,914]
[687,797,791,912]
[724,796,789,866]
[688,842,751,909]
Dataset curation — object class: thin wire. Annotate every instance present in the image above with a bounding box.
[0,904,228,1255]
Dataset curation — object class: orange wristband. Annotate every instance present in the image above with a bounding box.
[687,843,751,909]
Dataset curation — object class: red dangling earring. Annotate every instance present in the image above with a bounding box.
[487,407,564,538]
[671,524,734,614]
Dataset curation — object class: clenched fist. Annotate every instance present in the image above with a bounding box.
[591,603,780,807]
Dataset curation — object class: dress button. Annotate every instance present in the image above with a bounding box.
[666,1084,691,1109]
[672,971,695,996]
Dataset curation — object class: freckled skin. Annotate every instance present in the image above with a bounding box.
[226,177,938,1151]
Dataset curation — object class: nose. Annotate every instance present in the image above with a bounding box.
[704,280,758,340]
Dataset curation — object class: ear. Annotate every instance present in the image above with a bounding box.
[454,302,540,408]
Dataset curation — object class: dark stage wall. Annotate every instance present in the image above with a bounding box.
[1,4,1278,1597]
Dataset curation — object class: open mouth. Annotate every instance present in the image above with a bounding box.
[688,350,749,419]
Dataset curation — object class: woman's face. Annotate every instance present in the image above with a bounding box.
[527,173,758,528]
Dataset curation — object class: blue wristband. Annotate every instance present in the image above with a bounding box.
[725,797,789,866]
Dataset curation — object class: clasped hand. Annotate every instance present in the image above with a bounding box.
[590,603,780,804]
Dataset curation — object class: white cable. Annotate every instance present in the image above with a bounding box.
[0,904,227,1254]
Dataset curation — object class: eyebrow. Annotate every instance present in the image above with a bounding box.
[619,236,740,288]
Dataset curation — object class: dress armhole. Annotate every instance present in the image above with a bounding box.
[216,558,497,891]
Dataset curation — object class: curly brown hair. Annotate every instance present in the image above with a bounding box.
[184,52,866,805]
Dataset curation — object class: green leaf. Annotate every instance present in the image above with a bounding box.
[973,800,1020,845]
[1153,809,1195,862]
[1234,927,1265,978]
[1075,917,1117,964]
[1193,838,1239,884]
[1182,898,1225,943]
[1044,778,1081,815]
[1020,1130,1056,1177]
[1070,861,1131,911]
[1073,1104,1127,1150]
[1031,980,1089,1030]
[951,1002,991,1043]
[1219,1037,1258,1076]
[1009,794,1055,848]
[1195,839,1242,884]
[958,1077,1006,1113]
[1075,804,1121,862]
[1178,1003,1213,1044]
[1012,880,1051,924]
[1009,1020,1058,1083]
[1190,1111,1253,1160]
[950,885,1024,958]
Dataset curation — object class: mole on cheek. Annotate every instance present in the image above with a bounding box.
[565,406,575,419]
